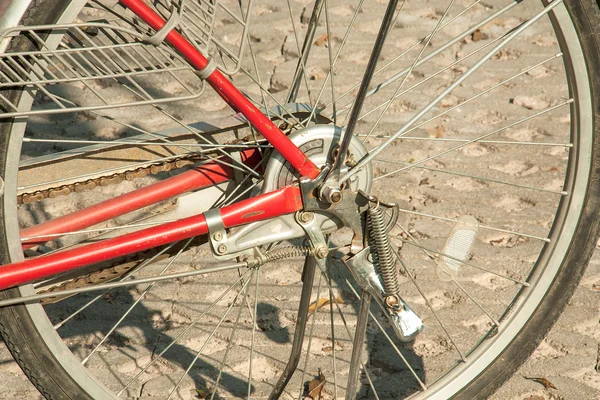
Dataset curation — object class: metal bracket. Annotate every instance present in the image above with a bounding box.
[204,208,229,256]
[295,211,329,274]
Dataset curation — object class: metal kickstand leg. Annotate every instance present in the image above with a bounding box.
[268,256,317,400]
[345,290,372,400]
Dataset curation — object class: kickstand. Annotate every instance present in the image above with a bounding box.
[268,256,317,400]
[345,290,371,400]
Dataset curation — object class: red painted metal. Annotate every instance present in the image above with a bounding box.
[20,149,262,250]
[118,0,320,180]
[0,186,302,290]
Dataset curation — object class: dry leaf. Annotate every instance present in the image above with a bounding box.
[195,389,208,399]
[314,34,329,47]
[308,297,344,314]
[592,283,600,292]
[307,369,326,399]
[524,376,558,390]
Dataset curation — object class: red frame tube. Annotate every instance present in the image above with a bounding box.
[119,0,320,180]
[0,0,326,290]
[0,186,302,290]
[20,149,261,249]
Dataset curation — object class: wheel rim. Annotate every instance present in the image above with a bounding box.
[1,0,595,398]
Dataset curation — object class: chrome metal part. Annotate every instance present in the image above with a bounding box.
[367,201,399,298]
[321,186,343,204]
[263,125,372,195]
[0,177,4,197]
[343,247,423,342]
[204,208,228,257]
[295,211,329,273]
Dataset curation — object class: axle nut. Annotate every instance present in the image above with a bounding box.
[322,186,343,204]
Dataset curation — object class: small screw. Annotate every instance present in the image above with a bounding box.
[213,231,223,242]
[299,212,314,223]
[314,245,328,259]
[217,244,227,254]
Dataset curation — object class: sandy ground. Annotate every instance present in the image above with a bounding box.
[0,0,598,399]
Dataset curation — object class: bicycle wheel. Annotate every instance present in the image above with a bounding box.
[0,0,599,399]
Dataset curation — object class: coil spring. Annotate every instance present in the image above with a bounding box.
[264,246,312,262]
[367,203,399,298]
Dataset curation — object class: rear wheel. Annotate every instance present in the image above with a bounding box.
[0,0,599,399]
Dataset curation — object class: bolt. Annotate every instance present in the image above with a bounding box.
[299,211,314,223]
[322,186,343,204]
[217,244,227,254]
[213,231,223,242]
[314,245,328,259]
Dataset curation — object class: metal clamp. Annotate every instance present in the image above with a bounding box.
[144,11,181,47]
[195,58,217,80]
[204,209,228,256]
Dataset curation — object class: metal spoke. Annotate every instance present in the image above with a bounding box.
[345,279,427,391]
[81,238,193,365]
[373,99,572,183]
[167,272,253,399]
[117,268,252,396]
[393,236,530,286]
[209,270,251,400]
[52,240,179,330]
[342,0,565,182]
[285,0,315,109]
[297,273,323,400]
[304,0,367,125]
[452,279,500,326]
[315,267,380,398]
[362,0,453,142]
[247,267,260,399]
[358,52,564,135]
[394,206,550,243]
[395,256,467,362]
[22,137,269,149]
[0,262,248,308]
[327,281,338,399]
[373,136,572,147]
[374,157,567,195]
[319,0,505,118]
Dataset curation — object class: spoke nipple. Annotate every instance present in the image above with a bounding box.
[217,244,227,254]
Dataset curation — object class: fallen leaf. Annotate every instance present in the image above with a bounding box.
[308,297,344,314]
[419,178,430,186]
[307,369,326,399]
[196,389,208,399]
[314,34,328,47]
[471,29,487,42]
[524,376,558,390]
[592,283,600,292]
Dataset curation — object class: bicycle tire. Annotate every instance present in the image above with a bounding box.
[0,0,598,399]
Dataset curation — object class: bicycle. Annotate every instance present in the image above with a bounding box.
[0,0,598,398]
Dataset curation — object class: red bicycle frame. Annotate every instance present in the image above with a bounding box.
[0,0,322,290]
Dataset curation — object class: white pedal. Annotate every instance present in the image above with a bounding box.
[436,215,479,281]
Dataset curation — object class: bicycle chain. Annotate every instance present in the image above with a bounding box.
[23,137,259,301]
[18,153,206,205]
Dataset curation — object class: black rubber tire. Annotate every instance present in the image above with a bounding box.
[0,1,598,399]
[0,1,95,399]
[453,0,600,398]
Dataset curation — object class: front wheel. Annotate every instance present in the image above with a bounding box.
[0,0,599,399]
